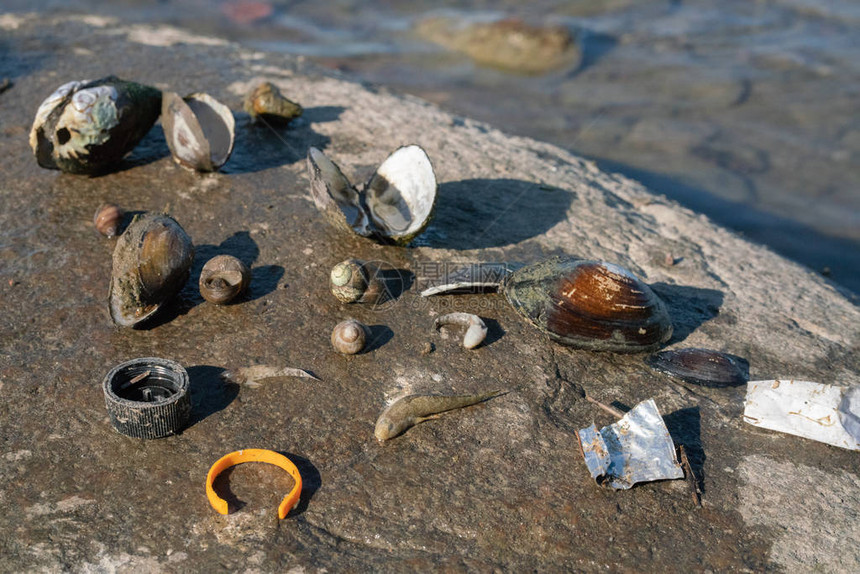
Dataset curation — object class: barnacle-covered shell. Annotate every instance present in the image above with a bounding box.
[243,81,303,125]
[331,319,368,354]
[29,76,161,174]
[199,255,250,304]
[94,203,124,237]
[109,213,194,327]
[646,348,748,387]
[503,257,672,353]
[162,91,235,172]
[307,145,437,245]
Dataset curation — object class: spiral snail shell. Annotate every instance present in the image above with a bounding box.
[330,259,384,304]
[199,255,251,304]
[331,319,368,355]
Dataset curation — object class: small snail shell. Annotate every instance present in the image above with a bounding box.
[331,319,368,354]
[330,259,384,304]
[331,259,368,303]
[94,203,124,237]
[199,255,250,304]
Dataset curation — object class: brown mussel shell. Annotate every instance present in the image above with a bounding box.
[109,213,194,327]
[502,257,672,353]
[199,255,250,304]
[646,348,749,387]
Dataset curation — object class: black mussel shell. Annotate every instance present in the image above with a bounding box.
[503,257,673,353]
[647,348,749,387]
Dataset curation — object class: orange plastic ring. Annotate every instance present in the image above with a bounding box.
[206,449,303,519]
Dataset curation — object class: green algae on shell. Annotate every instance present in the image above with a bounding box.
[29,76,162,174]
[109,213,194,327]
[307,145,437,246]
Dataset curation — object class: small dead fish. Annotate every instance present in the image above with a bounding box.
[222,365,320,388]
[374,390,506,441]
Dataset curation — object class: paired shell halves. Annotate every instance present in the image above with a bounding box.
[109,213,194,327]
[503,257,673,353]
[307,146,437,245]
[162,91,235,172]
[29,76,162,174]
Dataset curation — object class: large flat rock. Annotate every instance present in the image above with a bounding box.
[0,13,857,572]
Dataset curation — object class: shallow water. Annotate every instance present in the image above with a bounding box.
[10,0,860,296]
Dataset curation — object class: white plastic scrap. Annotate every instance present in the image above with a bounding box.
[577,398,684,490]
[743,380,860,451]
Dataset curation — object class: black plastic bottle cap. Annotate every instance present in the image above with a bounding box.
[103,357,191,439]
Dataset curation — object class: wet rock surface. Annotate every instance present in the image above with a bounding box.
[0,14,858,572]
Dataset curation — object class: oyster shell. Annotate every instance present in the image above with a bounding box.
[162,91,235,172]
[109,213,194,327]
[503,258,672,352]
[646,348,748,387]
[307,146,437,245]
[29,76,161,174]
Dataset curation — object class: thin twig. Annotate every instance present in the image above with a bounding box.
[679,444,702,507]
[585,394,625,419]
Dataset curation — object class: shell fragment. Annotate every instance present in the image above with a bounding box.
[743,380,860,450]
[577,399,684,490]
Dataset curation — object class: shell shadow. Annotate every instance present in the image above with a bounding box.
[650,283,724,345]
[113,124,172,173]
[663,406,705,494]
[417,179,575,249]
[280,452,321,516]
[221,106,343,174]
[363,324,394,353]
[367,267,415,308]
[186,365,239,426]
[481,317,505,348]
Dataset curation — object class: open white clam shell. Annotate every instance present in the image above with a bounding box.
[306,145,437,245]
[162,92,235,172]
